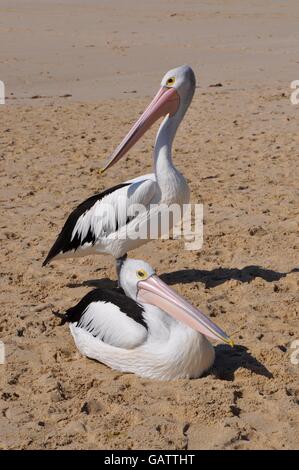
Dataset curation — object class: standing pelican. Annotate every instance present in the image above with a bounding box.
[58,259,233,380]
[43,66,195,277]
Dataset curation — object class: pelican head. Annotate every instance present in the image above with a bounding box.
[119,258,233,347]
[161,64,196,110]
[101,65,196,172]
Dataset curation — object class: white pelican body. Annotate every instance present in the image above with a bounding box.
[59,259,233,380]
[43,66,195,274]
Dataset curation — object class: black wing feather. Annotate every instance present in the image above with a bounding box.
[43,183,130,266]
[59,287,147,333]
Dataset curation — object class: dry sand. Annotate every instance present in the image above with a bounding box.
[0,0,299,450]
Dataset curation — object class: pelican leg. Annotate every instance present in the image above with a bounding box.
[116,254,127,286]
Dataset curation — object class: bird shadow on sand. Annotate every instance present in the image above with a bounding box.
[160,266,298,288]
[66,266,298,291]
[66,278,117,289]
[208,344,273,382]
[159,265,293,381]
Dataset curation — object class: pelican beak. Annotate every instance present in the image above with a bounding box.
[101,87,180,173]
[137,275,234,346]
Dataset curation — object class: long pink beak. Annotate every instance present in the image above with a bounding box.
[101,87,180,172]
[137,275,234,346]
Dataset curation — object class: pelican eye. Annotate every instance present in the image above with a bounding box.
[136,269,148,279]
[166,77,175,87]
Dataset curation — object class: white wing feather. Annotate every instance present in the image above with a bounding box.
[71,301,147,349]
[72,178,158,244]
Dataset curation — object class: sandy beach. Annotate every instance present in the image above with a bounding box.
[0,0,298,450]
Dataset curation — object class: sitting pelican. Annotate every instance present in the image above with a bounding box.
[58,259,233,380]
[43,65,195,278]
